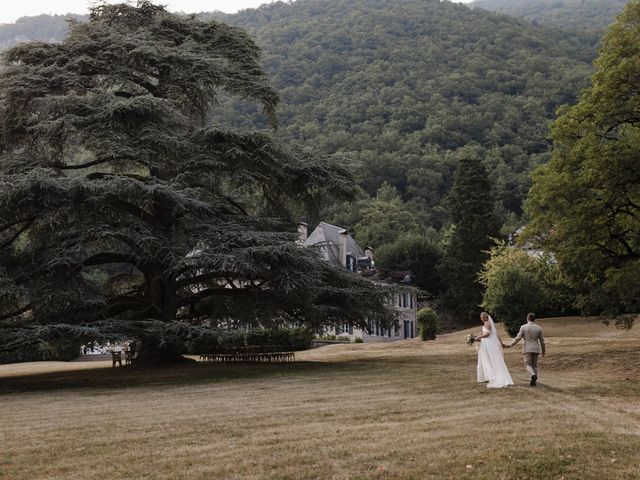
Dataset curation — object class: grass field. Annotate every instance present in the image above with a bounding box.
[1,317,639,480]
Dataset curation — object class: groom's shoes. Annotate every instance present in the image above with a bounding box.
[530,374,538,386]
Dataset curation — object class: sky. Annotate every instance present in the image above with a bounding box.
[0,0,475,25]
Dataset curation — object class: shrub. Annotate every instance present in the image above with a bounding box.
[317,334,336,341]
[187,327,313,354]
[354,337,364,343]
[0,337,82,365]
[287,328,314,351]
[185,331,219,355]
[417,307,440,340]
[218,331,247,350]
[480,244,577,336]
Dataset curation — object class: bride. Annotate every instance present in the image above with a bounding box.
[476,312,513,388]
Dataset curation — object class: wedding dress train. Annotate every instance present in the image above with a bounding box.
[477,316,513,388]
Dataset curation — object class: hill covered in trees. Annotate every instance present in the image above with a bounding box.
[472,0,629,38]
[0,14,85,49]
[215,0,595,232]
[0,0,599,237]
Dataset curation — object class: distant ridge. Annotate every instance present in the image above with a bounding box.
[0,14,86,49]
[471,0,629,39]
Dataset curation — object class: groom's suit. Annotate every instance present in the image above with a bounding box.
[509,321,545,377]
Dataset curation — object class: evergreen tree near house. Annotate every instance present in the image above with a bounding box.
[0,1,395,362]
[440,154,501,322]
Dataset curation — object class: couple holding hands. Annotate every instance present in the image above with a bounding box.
[475,312,546,389]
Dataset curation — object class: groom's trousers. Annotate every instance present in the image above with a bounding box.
[523,352,539,376]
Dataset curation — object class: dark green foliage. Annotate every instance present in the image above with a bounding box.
[353,183,420,248]
[0,336,82,364]
[246,327,313,351]
[186,327,312,353]
[0,2,395,362]
[525,0,640,324]
[440,153,502,322]
[216,0,595,227]
[417,307,440,341]
[375,232,443,294]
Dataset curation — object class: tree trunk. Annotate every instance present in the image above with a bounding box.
[135,335,190,364]
[134,272,188,364]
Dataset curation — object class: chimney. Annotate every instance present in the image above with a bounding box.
[297,222,308,244]
[339,229,348,268]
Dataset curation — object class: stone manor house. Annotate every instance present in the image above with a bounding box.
[299,221,417,342]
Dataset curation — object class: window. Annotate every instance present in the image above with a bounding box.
[394,321,400,337]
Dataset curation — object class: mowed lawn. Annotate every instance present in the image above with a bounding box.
[1,318,639,480]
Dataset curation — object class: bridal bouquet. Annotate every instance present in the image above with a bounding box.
[466,334,477,345]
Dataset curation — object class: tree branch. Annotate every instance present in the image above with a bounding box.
[176,287,268,308]
[83,252,141,268]
[0,217,35,250]
[50,157,115,170]
[0,304,32,322]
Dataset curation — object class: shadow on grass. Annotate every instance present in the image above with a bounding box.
[0,359,384,394]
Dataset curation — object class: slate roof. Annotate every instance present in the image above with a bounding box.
[303,222,365,268]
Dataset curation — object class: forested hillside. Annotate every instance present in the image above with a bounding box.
[472,0,628,38]
[0,14,84,49]
[0,0,598,237]
[216,0,595,231]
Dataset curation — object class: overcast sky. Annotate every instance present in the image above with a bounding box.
[0,0,475,25]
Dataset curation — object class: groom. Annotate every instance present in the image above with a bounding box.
[503,313,545,386]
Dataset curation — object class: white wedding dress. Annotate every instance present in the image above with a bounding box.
[477,316,513,388]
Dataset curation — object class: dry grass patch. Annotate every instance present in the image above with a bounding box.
[1,317,639,479]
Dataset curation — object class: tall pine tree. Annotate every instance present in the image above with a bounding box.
[440,156,501,322]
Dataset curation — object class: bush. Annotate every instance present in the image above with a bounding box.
[246,327,313,351]
[417,307,440,340]
[185,331,219,355]
[317,334,336,341]
[0,337,82,365]
[218,331,247,350]
[354,337,364,343]
[186,327,313,354]
[480,244,577,336]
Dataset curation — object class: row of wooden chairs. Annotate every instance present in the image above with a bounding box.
[199,346,295,363]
